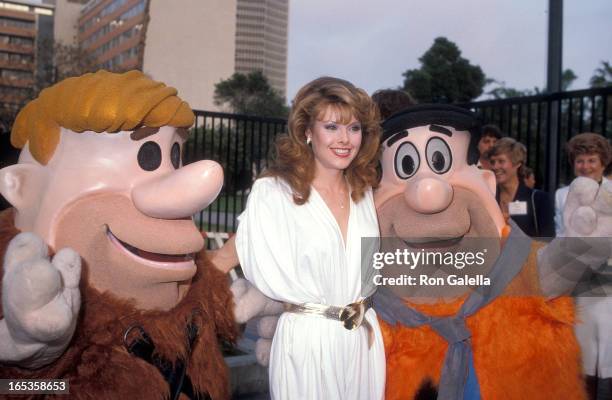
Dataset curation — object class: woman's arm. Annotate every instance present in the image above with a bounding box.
[209,235,240,273]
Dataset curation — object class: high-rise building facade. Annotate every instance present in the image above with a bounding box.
[0,0,53,116]
[235,0,288,98]
[77,0,146,71]
[73,0,236,111]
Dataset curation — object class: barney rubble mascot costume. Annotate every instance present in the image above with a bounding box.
[0,71,237,399]
[372,104,611,399]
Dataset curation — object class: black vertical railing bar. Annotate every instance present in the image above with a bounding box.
[567,98,573,138]
[224,117,233,232]
[579,96,585,133]
[544,100,553,191]
[602,94,608,137]
[526,102,532,166]
[564,98,573,183]
[249,119,255,193]
[535,102,542,185]
[264,121,271,172]
[555,99,563,188]
[240,117,248,216]
[196,115,204,231]
[232,117,239,233]
[256,120,263,173]
[216,116,225,232]
[590,95,596,132]
[207,116,217,232]
[517,103,523,144]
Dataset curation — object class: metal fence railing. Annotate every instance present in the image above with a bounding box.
[461,86,612,193]
[185,110,287,233]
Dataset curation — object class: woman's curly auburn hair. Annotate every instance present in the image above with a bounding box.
[264,76,381,205]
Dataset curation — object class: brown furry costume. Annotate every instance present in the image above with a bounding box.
[380,240,587,400]
[0,209,237,399]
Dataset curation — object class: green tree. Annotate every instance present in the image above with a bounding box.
[590,61,612,87]
[214,71,288,117]
[402,37,487,103]
[486,69,576,99]
[561,69,577,91]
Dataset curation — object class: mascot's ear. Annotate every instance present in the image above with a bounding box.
[480,168,496,196]
[0,164,43,211]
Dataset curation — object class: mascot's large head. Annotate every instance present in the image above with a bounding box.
[0,70,223,310]
[376,105,507,298]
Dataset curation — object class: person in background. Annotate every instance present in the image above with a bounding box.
[523,166,536,189]
[489,137,555,238]
[555,133,612,236]
[371,89,416,121]
[478,124,503,170]
[554,132,612,400]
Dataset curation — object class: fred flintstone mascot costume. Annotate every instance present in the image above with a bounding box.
[372,104,611,399]
[0,71,237,399]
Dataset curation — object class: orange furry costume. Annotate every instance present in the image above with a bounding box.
[380,241,586,400]
[0,209,237,399]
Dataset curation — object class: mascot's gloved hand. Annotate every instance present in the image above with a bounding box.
[0,232,81,368]
[564,177,612,237]
[230,278,282,367]
[539,177,612,297]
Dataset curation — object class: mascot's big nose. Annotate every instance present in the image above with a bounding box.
[132,160,224,219]
[404,176,453,214]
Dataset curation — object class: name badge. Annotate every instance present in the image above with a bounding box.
[508,201,528,216]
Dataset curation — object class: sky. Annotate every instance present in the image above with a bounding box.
[286,0,612,101]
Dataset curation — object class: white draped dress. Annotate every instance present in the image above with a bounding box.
[235,177,385,400]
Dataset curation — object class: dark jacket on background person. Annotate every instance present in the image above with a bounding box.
[496,182,555,239]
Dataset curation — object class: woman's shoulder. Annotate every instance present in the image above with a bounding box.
[251,176,293,198]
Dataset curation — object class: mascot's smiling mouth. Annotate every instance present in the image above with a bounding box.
[105,225,195,269]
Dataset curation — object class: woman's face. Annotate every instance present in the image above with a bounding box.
[490,152,520,185]
[573,153,605,182]
[306,106,363,175]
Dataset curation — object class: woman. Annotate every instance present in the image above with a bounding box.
[213,77,385,399]
[554,132,612,400]
[489,137,555,238]
[555,132,611,236]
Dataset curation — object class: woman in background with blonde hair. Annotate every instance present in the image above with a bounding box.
[489,137,555,238]
[213,77,385,399]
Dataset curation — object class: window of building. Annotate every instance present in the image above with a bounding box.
[1,68,33,80]
[0,17,35,30]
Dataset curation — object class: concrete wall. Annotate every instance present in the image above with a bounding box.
[143,0,236,112]
[53,0,82,45]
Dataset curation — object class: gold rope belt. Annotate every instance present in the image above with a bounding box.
[284,297,374,348]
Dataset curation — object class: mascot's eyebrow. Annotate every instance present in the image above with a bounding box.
[176,127,189,140]
[386,130,409,147]
[429,124,452,136]
[130,127,160,141]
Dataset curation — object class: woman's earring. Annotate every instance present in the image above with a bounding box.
[306,136,312,145]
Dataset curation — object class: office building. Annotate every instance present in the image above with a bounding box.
[235,0,288,98]
[0,0,54,115]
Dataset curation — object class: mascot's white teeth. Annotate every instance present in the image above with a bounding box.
[105,226,194,264]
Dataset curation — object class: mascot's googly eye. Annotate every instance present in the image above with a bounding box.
[171,142,181,169]
[426,137,452,174]
[394,142,420,179]
[137,141,162,171]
